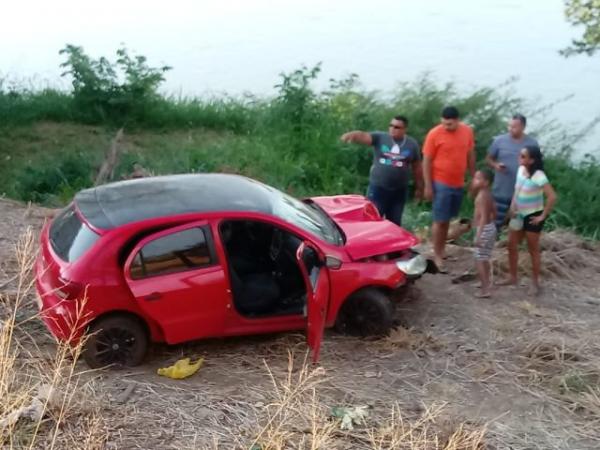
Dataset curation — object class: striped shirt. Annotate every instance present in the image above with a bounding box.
[514,166,549,216]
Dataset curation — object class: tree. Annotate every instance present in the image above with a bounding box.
[59,44,171,122]
[561,0,600,56]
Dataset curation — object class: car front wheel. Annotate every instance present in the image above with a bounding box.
[334,288,394,337]
[83,315,148,369]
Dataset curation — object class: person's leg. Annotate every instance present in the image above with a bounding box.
[449,187,464,222]
[525,230,542,295]
[497,229,523,285]
[367,184,388,218]
[432,221,450,269]
[494,196,512,231]
[387,188,407,227]
[431,182,453,268]
[475,260,491,297]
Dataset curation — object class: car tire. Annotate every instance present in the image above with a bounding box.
[83,315,148,369]
[334,288,394,337]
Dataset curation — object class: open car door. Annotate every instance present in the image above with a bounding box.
[295,242,330,363]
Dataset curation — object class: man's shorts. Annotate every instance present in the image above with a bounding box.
[432,182,464,222]
[474,222,497,261]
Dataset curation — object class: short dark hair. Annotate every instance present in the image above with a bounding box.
[512,113,527,127]
[441,106,460,119]
[479,168,494,184]
[523,145,544,176]
[393,115,408,126]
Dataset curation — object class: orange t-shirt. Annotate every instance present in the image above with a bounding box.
[423,123,474,188]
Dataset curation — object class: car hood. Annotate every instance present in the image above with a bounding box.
[309,195,419,260]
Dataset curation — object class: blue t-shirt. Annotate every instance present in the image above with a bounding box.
[488,133,539,200]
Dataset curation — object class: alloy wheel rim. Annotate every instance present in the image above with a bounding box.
[93,327,137,366]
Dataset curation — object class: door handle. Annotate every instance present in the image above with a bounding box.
[144,292,162,301]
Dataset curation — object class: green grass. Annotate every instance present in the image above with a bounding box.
[0,49,599,237]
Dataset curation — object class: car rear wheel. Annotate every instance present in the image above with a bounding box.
[83,315,148,369]
[334,288,394,337]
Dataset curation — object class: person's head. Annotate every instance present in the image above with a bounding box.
[388,115,408,139]
[520,145,544,176]
[441,106,460,131]
[472,169,494,192]
[508,114,527,139]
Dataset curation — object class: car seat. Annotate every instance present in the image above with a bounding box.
[227,264,280,315]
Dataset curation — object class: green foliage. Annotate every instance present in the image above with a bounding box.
[59,44,172,123]
[562,0,600,56]
[0,46,599,237]
[544,154,600,237]
[15,151,95,205]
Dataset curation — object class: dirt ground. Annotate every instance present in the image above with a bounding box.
[1,198,600,449]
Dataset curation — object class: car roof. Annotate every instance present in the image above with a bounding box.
[75,174,275,230]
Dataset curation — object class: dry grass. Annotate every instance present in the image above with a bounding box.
[2,216,599,449]
[495,230,600,281]
[197,352,488,449]
[0,229,107,449]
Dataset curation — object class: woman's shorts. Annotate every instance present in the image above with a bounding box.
[523,211,545,233]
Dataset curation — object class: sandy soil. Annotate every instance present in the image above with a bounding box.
[1,198,599,449]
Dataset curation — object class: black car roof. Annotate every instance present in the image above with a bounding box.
[75,174,275,230]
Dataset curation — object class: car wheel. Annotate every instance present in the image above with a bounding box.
[335,288,394,337]
[83,315,148,369]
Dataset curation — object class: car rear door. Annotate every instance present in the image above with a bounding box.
[295,242,330,363]
[124,221,230,344]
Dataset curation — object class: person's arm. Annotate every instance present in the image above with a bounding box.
[340,131,372,146]
[473,195,486,246]
[422,156,433,201]
[508,179,521,219]
[412,160,424,201]
[486,153,506,172]
[530,183,558,225]
[466,127,476,179]
[422,131,435,201]
[486,138,506,172]
[468,148,476,179]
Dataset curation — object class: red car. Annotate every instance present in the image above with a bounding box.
[35,174,430,368]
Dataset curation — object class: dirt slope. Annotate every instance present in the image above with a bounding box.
[1,198,599,449]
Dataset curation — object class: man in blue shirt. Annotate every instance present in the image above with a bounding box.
[486,114,539,229]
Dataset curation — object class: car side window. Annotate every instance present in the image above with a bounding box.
[302,247,321,291]
[130,227,214,279]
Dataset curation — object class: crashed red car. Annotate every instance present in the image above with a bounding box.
[35,174,430,368]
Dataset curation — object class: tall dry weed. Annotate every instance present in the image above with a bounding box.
[0,229,106,449]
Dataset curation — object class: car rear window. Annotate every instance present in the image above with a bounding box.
[50,205,100,263]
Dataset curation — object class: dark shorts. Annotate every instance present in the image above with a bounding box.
[367,184,407,227]
[523,211,545,233]
[432,182,463,223]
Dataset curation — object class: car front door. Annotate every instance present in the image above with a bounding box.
[295,242,330,363]
[124,221,230,344]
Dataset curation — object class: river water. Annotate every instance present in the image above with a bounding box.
[2,0,599,155]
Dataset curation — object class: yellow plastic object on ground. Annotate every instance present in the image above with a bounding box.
[157,357,204,379]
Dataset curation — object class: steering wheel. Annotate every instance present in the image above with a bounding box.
[269,229,284,261]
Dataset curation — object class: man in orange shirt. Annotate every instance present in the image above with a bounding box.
[423,106,476,272]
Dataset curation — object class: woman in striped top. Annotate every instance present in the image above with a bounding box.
[498,145,557,296]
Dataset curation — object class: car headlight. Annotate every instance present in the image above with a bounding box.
[395,254,427,276]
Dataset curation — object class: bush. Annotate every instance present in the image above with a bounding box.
[58,44,172,124]
[0,45,599,237]
[15,151,95,205]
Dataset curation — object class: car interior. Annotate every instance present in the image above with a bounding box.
[219,220,318,318]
